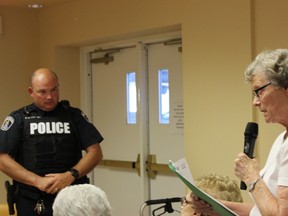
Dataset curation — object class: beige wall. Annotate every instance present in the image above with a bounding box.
[0,0,286,204]
[0,7,40,200]
[0,7,39,115]
[183,0,252,202]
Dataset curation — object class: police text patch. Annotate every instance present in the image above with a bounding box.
[30,122,71,135]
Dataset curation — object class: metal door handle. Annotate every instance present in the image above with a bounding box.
[97,154,172,178]
[98,154,140,176]
[146,154,172,179]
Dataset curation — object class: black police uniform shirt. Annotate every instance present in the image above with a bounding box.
[0,102,104,176]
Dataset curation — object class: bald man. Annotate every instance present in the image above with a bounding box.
[0,68,104,216]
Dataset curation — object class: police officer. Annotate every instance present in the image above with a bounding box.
[0,68,104,216]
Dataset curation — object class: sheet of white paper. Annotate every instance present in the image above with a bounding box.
[169,158,194,184]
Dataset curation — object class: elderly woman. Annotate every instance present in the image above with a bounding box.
[52,184,112,216]
[190,49,288,215]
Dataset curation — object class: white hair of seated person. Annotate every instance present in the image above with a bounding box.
[52,184,112,216]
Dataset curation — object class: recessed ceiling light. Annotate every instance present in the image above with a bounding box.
[27,4,44,9]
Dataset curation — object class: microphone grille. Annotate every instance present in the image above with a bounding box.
[245,122,258,137]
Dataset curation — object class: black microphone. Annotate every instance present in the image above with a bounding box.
[240,122,258,190]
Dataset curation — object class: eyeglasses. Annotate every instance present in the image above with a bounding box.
[253,82,271,98]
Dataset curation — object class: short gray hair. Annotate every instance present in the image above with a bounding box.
[53,184,112,216]
[244,49,288,88]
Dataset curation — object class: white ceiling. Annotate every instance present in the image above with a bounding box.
[0,0,74,8]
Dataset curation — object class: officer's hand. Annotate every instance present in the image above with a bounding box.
[44,172,74,194]
[35,175,55,193]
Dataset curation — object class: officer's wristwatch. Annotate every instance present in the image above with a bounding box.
[248,177,261,192]
[69,168,79,180]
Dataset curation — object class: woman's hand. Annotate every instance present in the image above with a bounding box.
[188,193,219,215]
[234,152,260,185]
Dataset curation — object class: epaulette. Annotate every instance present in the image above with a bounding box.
[23,104,36,115]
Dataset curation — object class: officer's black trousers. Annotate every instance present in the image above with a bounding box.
[15,193,55,216]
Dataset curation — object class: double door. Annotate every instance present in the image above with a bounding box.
[84,36,184,215]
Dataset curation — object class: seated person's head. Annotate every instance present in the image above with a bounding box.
[53,184,112,216]
[181,173,243,216]
[196,173,243,202]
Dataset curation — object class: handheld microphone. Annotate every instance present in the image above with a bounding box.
[240,122,258,190]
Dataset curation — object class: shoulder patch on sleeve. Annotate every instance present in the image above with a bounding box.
[81,112,91,123]
[1,116,14,131]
